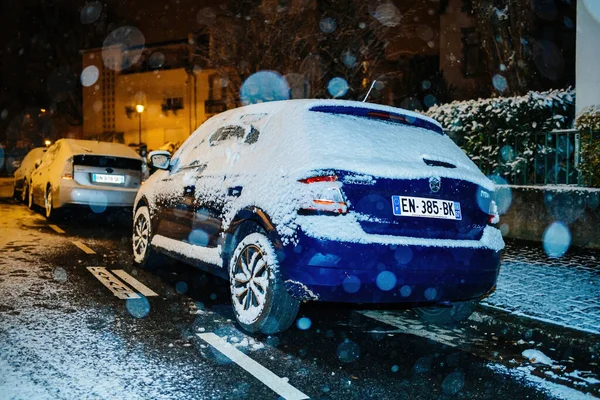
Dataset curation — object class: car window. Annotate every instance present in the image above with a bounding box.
[39,143,61,168]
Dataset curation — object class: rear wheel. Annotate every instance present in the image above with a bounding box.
[414,299,479,326]
[20,180,28,203]
[132,205,164,269]
[28,184,35,210]
[229,228,300,335]
[45,186,55,219]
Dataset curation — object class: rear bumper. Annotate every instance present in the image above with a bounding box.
[280,216,503,304]
[56,181,138,208]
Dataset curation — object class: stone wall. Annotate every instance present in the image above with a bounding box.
[498,185,600,250]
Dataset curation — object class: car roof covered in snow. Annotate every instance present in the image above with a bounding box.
[213,99,444,133]
[57,139,142,160]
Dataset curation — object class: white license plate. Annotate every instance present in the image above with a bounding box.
[92,174,125,184]
[391,196,462,220]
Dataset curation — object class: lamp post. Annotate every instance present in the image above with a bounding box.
[135,104,145,147]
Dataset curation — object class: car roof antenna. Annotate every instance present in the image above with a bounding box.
[362,80,377,102]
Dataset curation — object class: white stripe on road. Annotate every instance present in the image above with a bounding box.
[198,333,309,400]
[112,269,158,297]
[72,241,96,254]
[87,267,140,300]
[49,224,65,234]
[359,310,459,348]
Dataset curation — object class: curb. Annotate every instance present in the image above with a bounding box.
[473,304,600,360]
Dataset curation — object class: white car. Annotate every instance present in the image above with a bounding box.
[29,139,144,219]
[12,147,47,203]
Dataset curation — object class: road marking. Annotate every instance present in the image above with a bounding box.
[49,224,65,234]
[72,241,96,254]
[198,332,309,400]
[112,269,158,297]
[359,310,459,348]
[87,267,140,299]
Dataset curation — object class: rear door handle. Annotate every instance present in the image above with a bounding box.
[227,186,242,197]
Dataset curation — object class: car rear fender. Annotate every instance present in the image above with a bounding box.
[222,206,284,269]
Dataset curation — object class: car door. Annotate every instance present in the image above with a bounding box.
[31,142,61,205]
[153,116,225,243]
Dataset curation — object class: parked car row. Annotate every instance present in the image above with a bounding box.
[15,100,503,335]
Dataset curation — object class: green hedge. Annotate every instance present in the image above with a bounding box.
[426,89,576,185]
[575,106,600,188]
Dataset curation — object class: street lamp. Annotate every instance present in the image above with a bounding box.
[135,104,144,147]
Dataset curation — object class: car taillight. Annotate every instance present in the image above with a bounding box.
[489,199,499,224]
[298,175,348,214]
[61,157,73,180]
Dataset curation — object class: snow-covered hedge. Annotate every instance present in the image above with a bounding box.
[575,106,600,188]
[426,89,576,185]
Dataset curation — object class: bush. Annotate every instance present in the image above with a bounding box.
[574,106,600,188]
[426,88,576,185]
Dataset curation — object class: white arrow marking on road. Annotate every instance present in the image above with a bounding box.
[198,332,309,400]
[49,224,65,234]
[87,267,140,299]
[112,269,158,297]
[72,241,96,254]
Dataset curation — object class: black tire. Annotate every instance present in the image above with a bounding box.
[132,205,166,269]
[28,183,35,210]
[414,299,479,326]
[229,226,300,335]
[20,180,28,203]
[45,186,56,220]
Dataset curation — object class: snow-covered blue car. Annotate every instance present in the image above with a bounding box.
[132,99,504,334]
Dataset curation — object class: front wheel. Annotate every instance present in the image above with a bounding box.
[414,299,479,326]
[229,230,300,335]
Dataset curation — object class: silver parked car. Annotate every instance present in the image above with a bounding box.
[12,147,47,203]
[28,139,143,219]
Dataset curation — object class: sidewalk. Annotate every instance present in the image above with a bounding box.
[481,239,600,335]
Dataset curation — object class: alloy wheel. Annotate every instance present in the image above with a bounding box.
[231,244,269,323]
[133,211,150,259]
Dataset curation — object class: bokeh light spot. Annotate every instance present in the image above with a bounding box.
[126,295,150,318]
[320,17,337,33]
[492,74,508,92]
[175,281,188,294]
[376,271,397,291]
[543,221,571,258]
[337,339,360,363]
[80,1,102,24]
[342,275,361,293]
[80,65,99,87]
[327,77,349,98]
[296,317,312,330]
[240,71,290,105]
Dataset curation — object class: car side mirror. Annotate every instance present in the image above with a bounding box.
[148,150,171,171]
[11,160,21,169]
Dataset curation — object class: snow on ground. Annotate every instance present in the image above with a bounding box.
[487,363,596,400]
[481,241,600,335]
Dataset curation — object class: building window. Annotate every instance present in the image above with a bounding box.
[462,28,484,78]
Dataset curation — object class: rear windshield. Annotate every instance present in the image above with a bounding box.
[309,105,444,135]
[73,155,142,170]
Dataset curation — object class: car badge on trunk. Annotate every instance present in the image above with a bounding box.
[105,167,113,174]
[429,176,441,192]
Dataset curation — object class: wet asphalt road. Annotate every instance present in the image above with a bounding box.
[0,198,598,399]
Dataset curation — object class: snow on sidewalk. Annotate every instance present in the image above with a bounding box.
[481,240,600,335]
